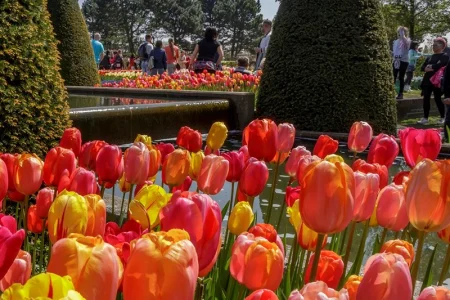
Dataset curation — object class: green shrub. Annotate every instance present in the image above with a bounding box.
[0,0,71,158]
[257,0,397,134]
[47,0,100,86]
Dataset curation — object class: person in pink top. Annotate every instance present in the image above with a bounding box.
[164,38,180,75]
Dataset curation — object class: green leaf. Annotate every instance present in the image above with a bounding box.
[447,126,450,143]
[221,200,230,220]
[421,244,438,292]
[371,234,381,255]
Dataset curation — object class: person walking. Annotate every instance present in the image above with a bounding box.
[164,38,179,75]
[392,26,411,100]
[417,37,449,125]
[149,40,167,76]
[404,42,422,92]
[190,27,224,74]
[255,20,272,70]
[138,34,154,75]
[91,33,104,68]
[99,50,111,70]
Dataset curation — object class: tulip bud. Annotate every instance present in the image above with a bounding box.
[162,149,190,187]
[124,142,150,185]
[285,186,300,207]
[36,187,54,219]
[43,147,77,187]
[134,134,152,148]
[189,151,205,181]
[13,154,44,195]
[96,145,124,187]
[198,155,229,195]
[285,146,311,179]
[243,119,277,162]
[206,122,228,151]
[222,151,245,182]
[276,123,295,153]
[313,135,339,159]
[304,250,344,289]
[155,142,175,163]
[367,133,399,168]
[148,148,162,178]
[27,205,44,234]
[348,121,373,153]
[228,201,254,235]
[376,184,409,232]
[239,159,269,197]
[78,140,107,171]
[59,127,82,158]
[177,126,203,153]
[353,172,379,222]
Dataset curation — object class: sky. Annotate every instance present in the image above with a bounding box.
[77,0,279,20]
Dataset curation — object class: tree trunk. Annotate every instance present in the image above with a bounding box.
[409,0,415,39]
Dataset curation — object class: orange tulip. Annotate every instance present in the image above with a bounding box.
[285,146,311,179]
[376,184,409,231]
[242,119,278,162]
[344,275,362,300]
[123,230,199,299]
[13,154,43,195]
[246,289,279,300]
[304,250,344,289]
[288,281,349,300]
[248,224,284,255]
[352,159,388,189]
[380,239,415,267]
[84,194,106,237]
[47,234,123,300]
[27,205,44,234]
[35,187,54,219]
[418,286,450,300]
[348,121,373,153]
[198,154,229,195]
[352,171,379,222]
[59,127,82,158]
[162,149,190,186]
[0,250,31,292]
[288,199,327,252]
[367,133,399,168]
[119,174,131,193]
[296,154,321,184]
[78,140,107,172]
[148,147,161,178]
[405,159,450,232]
[96,145,124,187]
[239,158,269,197]
[299,160,354,234]
[357,253,412,300]
[230,232,284,291]
[313,135,339,159]
[124,142,150,185]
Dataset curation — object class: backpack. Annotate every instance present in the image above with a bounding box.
[138,42,149,60]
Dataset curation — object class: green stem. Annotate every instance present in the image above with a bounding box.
[401,227,408,240]
[195,278,204,300]
[275,198,287,231]
[379,228,388,246]
[265,156,281,223]
[23,195,29,251]
[15,202,20,224]
[32,233,37,275]
[227,182,235,218]
[293,248,306,288]
[394,231,400,240]
[100,184,106,198]
[341,221,356,286]
[39,220,46,272]
[2,198,6,213]
[410,231,426,290]
[439,243,450,285]
[304,251,311,273]
[354,220,370,276]
[351,151,357,165]
[309,234,325,282]
[126,184,134,213]
[226,277,237,300]
[118,191,127,226]
[289,234,299,281]
[338,227,349,255]
[111,184,115,221]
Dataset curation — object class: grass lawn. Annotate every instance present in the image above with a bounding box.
[403,89,421,99]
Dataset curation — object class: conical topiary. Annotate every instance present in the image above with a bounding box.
[47,0,100,86]
[257,0,397,134]
[0,0,71,157]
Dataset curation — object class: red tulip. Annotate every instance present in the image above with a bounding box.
[357,253,412,300]
[313,135,339,159]
[123,142,150,185]
[171,176,192,193]
[155,142,175,163]
[276,123,295,153]
[243,119,278,162]
[43,147,76,187]
[353,172,379,222]
[59,127,82,158]
[304,250,344,289]
[35,187,54,219]
[222,151,245,182]
[285,186,300,207]
[239,158,269,197]
[0,250,31,292]
[285,146,311,179]
[348,121,373,153]
[246,289,279,300]
[198,155,229,195]
[27,205,44,234]
[160,192,221,277]
[13,154,44,195]
[296,155,321,184]
[0,154,24,202]
[78,140,107,171]
[248,223,284,255]
[352,159,388,189]
[239,145,250,163]
[176,126,202,153]
[399,128,441,168]
[96,145,124,187]
[393,171,410,185]
[376,184,409,231]
[0,214,25,280]
[58,167,98,196]
[367,134,399,168]
[0,159,7,204]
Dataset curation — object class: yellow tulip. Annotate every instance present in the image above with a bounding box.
[84,194,106,237]
[48,190,89,244]
[324,154,344,163]
[189,151,205,181]
[228,201,254,235]
[0,273,81,300]
[129,185,171,229]
[206,122,228,151]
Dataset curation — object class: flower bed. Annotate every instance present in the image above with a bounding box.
[0,121,449,299]
[98,69,261,92]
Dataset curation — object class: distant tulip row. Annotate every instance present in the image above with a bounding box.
[0,119,449,300]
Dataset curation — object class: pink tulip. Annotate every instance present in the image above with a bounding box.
[399,128,442,168]
[246,289,279,300]
[288,281,349,300]
[58,167,98,196]
[353,172,379,222]
[35,187,55,219]
[239,145,250,163]
[0,214,25,280]
[418,286,450,300]
[239,158,269,197]
[0,250,31,291]
[285,146,311,179]
[222,151,245,182]
[356,253,412,300]
[276,123,295,153]
[348,121,373,153]
[160,192,221,277]
[0,154,24,202]
[376,184,409,231]
[155,142,175,163]
[0,159,7,204]
[124,142,150,185]
[367,134,399,168]
[198,155,229,195]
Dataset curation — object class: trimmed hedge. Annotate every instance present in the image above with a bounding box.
[257,0,397,134]
[47,0,100,86]
[0,0,71,158]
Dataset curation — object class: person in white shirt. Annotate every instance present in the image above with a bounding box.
[255,19,272,70]
[392,26,411,99]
